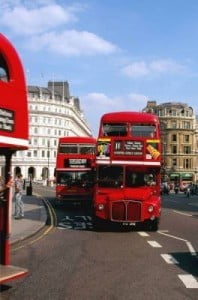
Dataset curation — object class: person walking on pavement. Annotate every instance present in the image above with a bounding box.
[13,174,24,219]
[0,176,12,202]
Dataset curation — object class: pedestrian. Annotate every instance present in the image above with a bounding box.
[13,174,24,219]
[186,186,190,198]
[0,176,12,202]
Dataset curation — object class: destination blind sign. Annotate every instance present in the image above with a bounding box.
[64,158,88,168]
[114,140,143,156]
[0,107,14,132]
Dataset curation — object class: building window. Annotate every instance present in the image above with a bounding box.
[27,152,31,157]
[171,121,177,129]
[42,150,45,157]
[33,150,37,157]
[172,158,177,167]
[172,145,177,154]
[172,134,177,142]
[33,138,38,145]
[183,121,190,129]
[184,146,191,154]
[183,159,191,169]
[184,135,190,142]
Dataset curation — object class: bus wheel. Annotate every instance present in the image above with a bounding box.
[92,216,104,231]
[145,219,159,232]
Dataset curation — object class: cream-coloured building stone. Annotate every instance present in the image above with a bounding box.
[143,101,198,184]
[0,81,93,181]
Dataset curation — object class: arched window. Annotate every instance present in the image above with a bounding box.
[0,54,9,82]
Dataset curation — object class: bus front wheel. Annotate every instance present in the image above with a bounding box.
[144,218,159,232]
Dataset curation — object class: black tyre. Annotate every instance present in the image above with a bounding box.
[144,218,159,231]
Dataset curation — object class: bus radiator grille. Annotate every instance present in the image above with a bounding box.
[111,200,141,222]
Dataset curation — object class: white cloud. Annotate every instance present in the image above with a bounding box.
[80,92,149,135]
[0,4,76,35]
[26,30,117,56]
[127,93,149,104]
[149,59,184,73]
[122,59,185,78]
[0,1,117,56]
[122,61,149,77]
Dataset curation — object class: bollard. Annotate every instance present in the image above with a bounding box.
[26,181,32,196]
[26,186,32,196]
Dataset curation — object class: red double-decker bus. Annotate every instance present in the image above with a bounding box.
[0,33,28,283]
[55,136,96,205]
[93,111,162,231]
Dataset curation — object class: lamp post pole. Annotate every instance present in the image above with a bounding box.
[47,139,50,186]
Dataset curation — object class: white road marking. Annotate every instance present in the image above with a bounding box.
[158,231,197,257]
[178,274,198,288]
[138,232,149,237]
[57,216,93,230]
[147,241,162,248]
[57,226,70,230]
[186,242,197,256]
[173,210,192,217]
[161,254,179,264]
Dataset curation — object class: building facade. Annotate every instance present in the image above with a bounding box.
[143,101,198,184]
[0,81,93,182]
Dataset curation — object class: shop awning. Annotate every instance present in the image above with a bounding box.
[169,172,193,180]
[181,173,193,179]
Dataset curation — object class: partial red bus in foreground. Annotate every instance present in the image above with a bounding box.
[93,111,162,231]
[0,33,28,283]
[55,136,96,205]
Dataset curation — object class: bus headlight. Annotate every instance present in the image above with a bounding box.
[148,205,154,213]
[98,203,105,210]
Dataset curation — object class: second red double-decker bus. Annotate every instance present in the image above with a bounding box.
[55,136,96,205]
[93,111,162,230]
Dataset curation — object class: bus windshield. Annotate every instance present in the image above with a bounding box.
[57,171,95,187]
[97,166,157,188]
[98,165,123,188]
[125,167,156,187]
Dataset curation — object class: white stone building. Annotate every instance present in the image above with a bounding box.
[0,81,92,182]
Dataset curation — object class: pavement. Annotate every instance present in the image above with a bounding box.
[10,193,47,245]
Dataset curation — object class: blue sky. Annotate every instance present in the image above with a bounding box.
[1,0,198,136]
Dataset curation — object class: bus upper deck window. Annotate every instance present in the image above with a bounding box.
[80,145,95,154]
[59,144,78,154]
[131,125,156,138]
[0,54,9,82]
[103,123,127,137]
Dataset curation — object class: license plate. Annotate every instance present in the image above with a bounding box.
[122,222,136,226]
